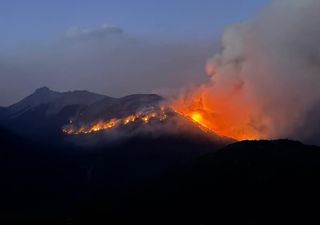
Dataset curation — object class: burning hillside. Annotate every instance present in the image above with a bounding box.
[62,105,219,137]
[169,0,320,144]
[62,0,320,144]
[171,94,261,141]
[63,107,168,135]
[59,89,261,140]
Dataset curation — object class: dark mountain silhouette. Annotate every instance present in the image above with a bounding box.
[2,127,319,224]
[4,87,107,117]
[110,140,320,224]
[5,87,62,117]
[0,124,226,224]
[0,107,5,123]
[0,87,230,146]
[0,87,107,139]
[0,87,166,138]
[1,88,320,224]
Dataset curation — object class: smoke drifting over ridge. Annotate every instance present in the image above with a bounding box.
[194,0,320,144]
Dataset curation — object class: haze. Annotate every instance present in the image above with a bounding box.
[0,0,269,106]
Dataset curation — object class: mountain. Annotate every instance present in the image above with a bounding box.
[1,122,320,223]
[3,88,320,224]
[5,87,62,117]
[0,107,5,122]
[3,87,107,118]
[0,87,108,139]
[69,93,163,124]
[0,88,167,140]
[0,124,226,224]
[0,126,89,222]
[0,87,231,147]
[113,140,320,224]
[0,85,232,223]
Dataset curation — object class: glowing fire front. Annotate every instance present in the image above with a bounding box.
[171,91,262,141]
[63,94,262,141]
[63,108,168,135]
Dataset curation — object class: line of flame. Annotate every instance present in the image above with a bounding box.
[63,109,168,135]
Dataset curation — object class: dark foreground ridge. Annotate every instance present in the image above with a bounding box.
[1,128,320,224]
[0,125,223,224]
[1,88,320,224]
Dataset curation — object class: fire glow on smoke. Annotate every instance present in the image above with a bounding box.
[171,93,260,141]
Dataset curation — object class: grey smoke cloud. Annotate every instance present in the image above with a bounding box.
[205,0,320,144]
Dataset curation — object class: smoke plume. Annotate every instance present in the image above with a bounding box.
[179,0,320,144]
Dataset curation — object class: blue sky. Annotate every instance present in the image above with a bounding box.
[0,0,271,105]
[0,0,270,49]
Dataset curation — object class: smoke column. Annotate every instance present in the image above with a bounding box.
[175,0,320,144]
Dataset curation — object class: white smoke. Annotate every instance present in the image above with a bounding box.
[206,0,320,144]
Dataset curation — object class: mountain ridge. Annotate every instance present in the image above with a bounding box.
[110,139,320,224]
[0,87,167,138]
[3,87,108,117]
[0,88,319,223]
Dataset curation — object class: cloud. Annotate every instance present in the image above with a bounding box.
[65,24,123,40]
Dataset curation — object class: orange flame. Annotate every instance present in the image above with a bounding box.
[63,108,168,135]
[191,112,203,124]
[171,88,262,141]
[63,86,263,140]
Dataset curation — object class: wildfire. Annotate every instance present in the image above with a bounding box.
[63,88,263,140]
[63,108,168,135]
[191,112,203,124]
[171,90,262,141]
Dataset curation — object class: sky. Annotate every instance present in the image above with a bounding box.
[0,0,270,105]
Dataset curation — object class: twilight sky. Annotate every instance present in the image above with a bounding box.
[0,0,270,106]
